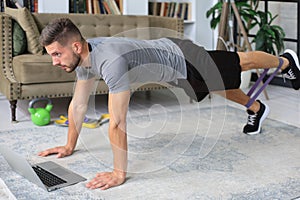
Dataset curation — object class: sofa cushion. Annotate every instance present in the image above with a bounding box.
[13,54,76,84]
[33,14,151,40]
[12,19,27,56]
[5,7,43,55]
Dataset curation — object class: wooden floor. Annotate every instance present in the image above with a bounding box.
[0,84,299,131]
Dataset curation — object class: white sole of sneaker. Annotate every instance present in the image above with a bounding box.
[284,49,300,70]
[246,103,270,135]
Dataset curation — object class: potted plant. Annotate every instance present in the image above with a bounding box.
[252,10,285,55]
[206,0,285,89]
[206,0,285,55]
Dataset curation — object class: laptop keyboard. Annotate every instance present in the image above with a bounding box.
[32,166,67,187]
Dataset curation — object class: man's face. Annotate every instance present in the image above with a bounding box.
[45,41,81,73]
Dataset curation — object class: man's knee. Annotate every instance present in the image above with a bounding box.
[238,52,256,71]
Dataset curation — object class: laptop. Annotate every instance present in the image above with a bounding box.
[0,145,87,192]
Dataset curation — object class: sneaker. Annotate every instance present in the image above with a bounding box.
[281,49,300,90]
[243,100,270,135]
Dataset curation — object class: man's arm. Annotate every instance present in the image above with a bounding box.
[39,78,96,157]
[86,90,130,190]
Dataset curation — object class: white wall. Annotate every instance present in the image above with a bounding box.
[123,0,148,15]
[275,2,297,52]
[15,0,69,13]
[38,0,69,13]
[195,0,218,50]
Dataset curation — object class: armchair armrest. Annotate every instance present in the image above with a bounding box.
[0,13,21,104]
[0,13,18,84]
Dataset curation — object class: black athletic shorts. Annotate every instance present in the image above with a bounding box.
[168,38,242,102]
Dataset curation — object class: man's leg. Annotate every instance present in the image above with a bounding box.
[237,50,300,90]
[207,50,271,135]
[222,89,259,112]
[237,51,289,71]
[177,39,299,134]
[232,51,289,114]
[213,88,269,135]
[223,50,299,135]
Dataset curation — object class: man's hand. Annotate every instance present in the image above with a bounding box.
[86,171,126,190]
[38,146,73,158]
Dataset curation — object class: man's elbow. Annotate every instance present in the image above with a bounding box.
[110,118,127,133]
[70,103,88,116]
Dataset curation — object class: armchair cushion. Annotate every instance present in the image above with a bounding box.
[12,54,76,84]
[5,7,43,55]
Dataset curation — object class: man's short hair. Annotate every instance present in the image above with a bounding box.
[39,18,84,46]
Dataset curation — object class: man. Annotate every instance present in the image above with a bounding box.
[38,18,300,190]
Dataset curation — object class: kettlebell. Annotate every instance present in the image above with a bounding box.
[28,98,53,126]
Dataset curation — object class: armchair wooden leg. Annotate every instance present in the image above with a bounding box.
[9,100,17,123]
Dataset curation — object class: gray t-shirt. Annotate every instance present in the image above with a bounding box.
[76,37,187,93]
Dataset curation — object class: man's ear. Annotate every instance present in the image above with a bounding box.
[72,42,82,53]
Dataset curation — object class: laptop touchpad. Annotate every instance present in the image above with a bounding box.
[50,167,70,176]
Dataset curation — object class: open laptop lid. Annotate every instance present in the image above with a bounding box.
[0,145,86,192]
[0,145,47,190]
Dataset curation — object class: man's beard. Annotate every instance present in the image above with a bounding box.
[66,52,81,73]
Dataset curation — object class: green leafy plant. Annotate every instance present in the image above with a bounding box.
[206,0,285,55]
[206,1,257,31]
[252,11,285,55]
